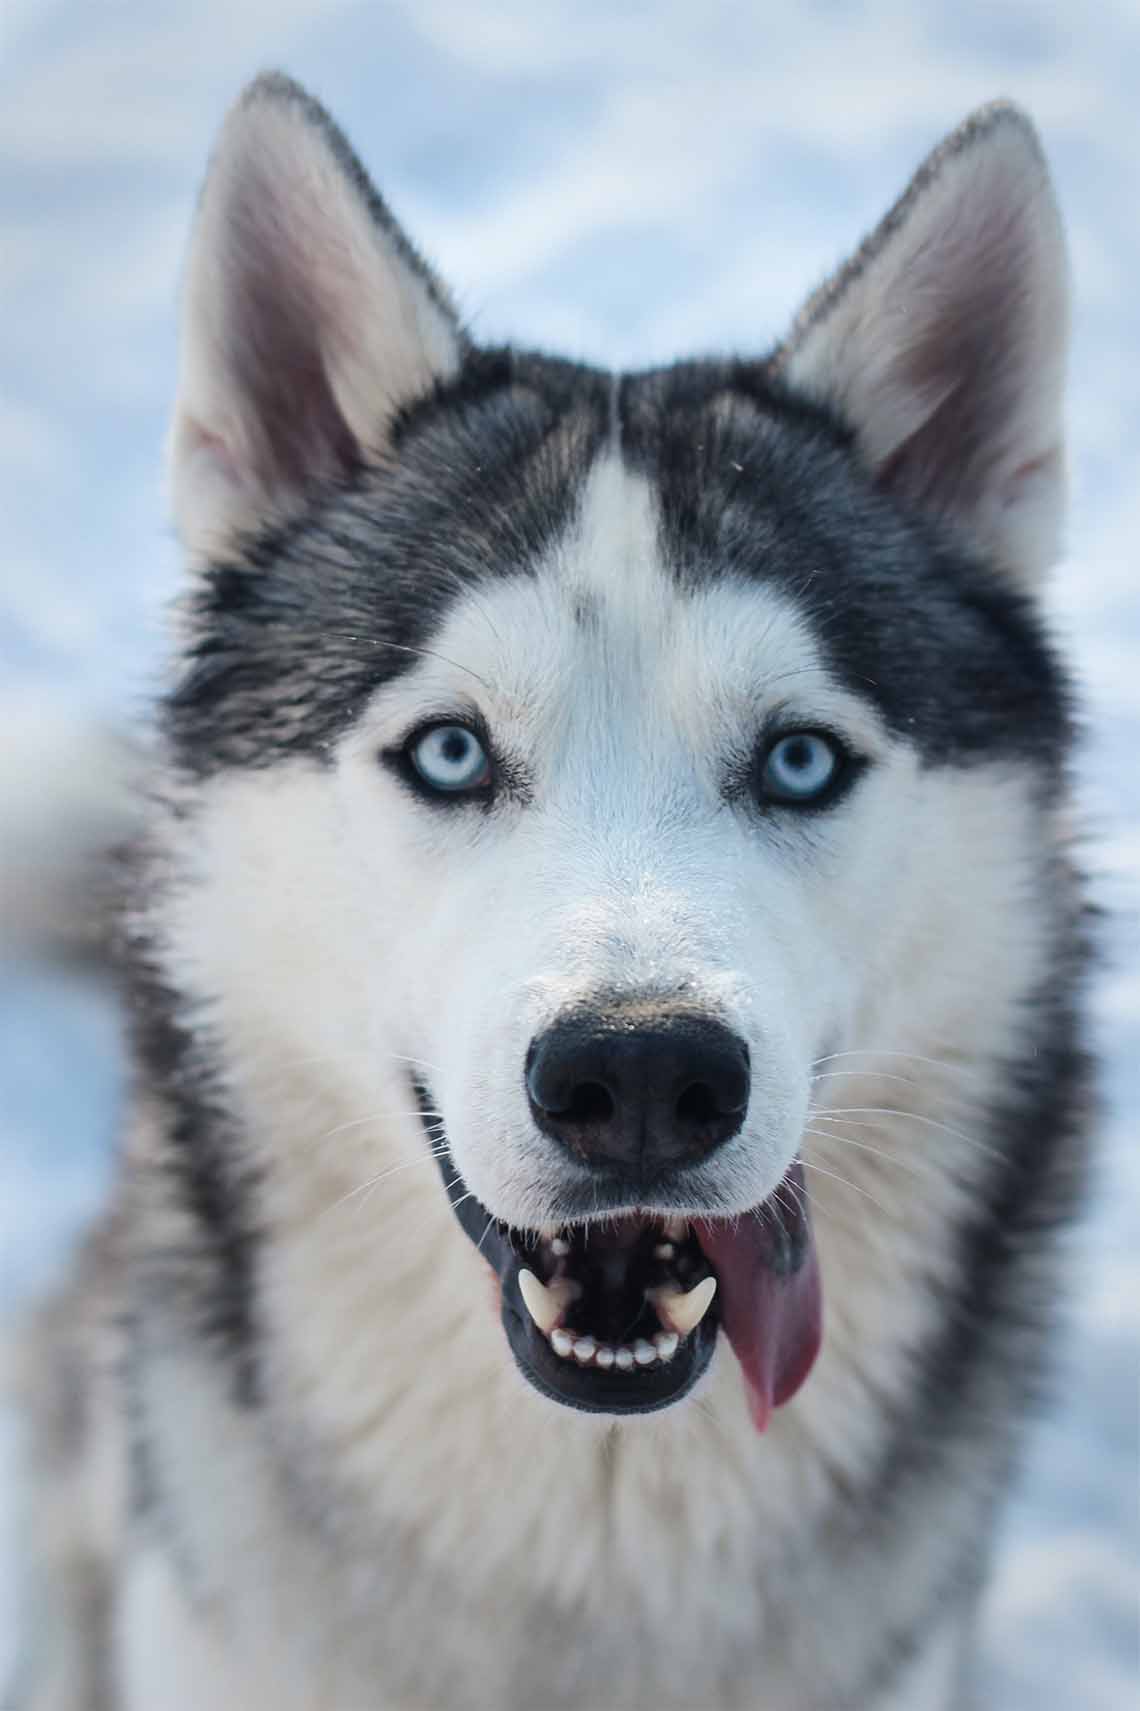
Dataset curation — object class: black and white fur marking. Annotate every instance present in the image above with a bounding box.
[11,75,1093,1711]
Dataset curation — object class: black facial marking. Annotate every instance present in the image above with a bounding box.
[619,360,1074,779]
[168,341,1073,789]
[121,899,260,1406]
[165,349,610,777]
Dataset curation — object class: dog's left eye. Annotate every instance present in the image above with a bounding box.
[407,723,492,795]
[758,731,844,805]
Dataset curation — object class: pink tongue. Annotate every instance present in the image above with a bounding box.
[694,1162,822,1433]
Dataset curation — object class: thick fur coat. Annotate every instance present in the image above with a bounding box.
[13,77,1093,1711]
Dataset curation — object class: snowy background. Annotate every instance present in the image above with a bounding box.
[2,1,1137,1702]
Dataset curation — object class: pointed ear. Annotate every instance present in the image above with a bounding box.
[169,73,463,558]
[775,104,1069,589]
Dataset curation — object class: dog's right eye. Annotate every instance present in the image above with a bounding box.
[405,723,492,796]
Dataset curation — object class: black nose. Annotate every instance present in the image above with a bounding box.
[526,1011,750,1174]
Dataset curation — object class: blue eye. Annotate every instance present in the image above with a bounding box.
[407,724,492,795]
[759,731,844,805]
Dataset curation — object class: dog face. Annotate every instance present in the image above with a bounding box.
[157,78,1070,1424]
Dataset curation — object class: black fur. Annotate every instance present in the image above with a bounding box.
[16,76,1098,1711]
[165,351,609,776]
[620,359,1074,776]
[167,345,1072,793]
[121,912,261,1404]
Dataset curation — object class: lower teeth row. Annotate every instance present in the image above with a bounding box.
[548,1328,680,1369]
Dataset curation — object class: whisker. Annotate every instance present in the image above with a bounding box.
[771,1178,841,1235]
[275,1050,447,1093]
[319,1110,443,1143]
[802,1125,929,1179]
[379,1051,447,1078]
[810,1070,920,1090]
[320,1146,452,1218]
[436,566,505,652]
[391,1188,478,1254]
[326,636,496,696]
[811,1049,977,1079]
[474,1213,498,1256]
[748,1199,774,1233]
[808,1107,1001,1163]
[799,1158,891,1217]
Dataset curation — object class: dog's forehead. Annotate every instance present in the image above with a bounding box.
[166,359,1069,780]
[393,452,839,736]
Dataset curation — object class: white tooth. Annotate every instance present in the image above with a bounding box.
[654,1331,679,1361]
[615,1346,635,1371]
[550,1237,571,1257]
[595,1345,615,1369]
[653,1242,675,1260]
[550,1328,574,1358]
[573,1337,597,1364]
[652,1275,717,1337]
[518,1268,566,1334]
[634,1339,657,1366]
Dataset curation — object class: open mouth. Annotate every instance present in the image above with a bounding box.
[420,1094,822,1428]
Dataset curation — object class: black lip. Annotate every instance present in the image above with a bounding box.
[418,1088,719,1415]
[502,1268,718,1415]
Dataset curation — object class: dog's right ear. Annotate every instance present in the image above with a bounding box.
[169,73,462,559]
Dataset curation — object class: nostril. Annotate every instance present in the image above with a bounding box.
[564,1081,614,1125]
[675,1044,749,1136]
[527,1013,751,1169]
[676,1081,720,1126]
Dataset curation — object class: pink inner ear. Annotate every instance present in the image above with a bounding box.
[218,168,362,498]
[175,415,251,515]
[182,419,240,476]
[781,113,1067,585]
[1002,450,1058,511]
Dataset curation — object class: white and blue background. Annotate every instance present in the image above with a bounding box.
[1,3,1137,1702]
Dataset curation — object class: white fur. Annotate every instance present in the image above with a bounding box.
[131,454,1057,1707]
[17,90,1076,1711]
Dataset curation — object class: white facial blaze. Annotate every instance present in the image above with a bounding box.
[84,87,1081,1706]
[328,454,901,1227]
[158,433,1060,1606]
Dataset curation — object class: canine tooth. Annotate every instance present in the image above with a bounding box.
[652,1275,717,1338]
[634,1339,657,1366]
[518,1268,566,1334]
[550,1328,574,1357]
[654,1331,679,1361]
[573,1337,597,1364]
[595,1345,615,1369]
[615,1346,635,1371]
[653,1242,675,1260]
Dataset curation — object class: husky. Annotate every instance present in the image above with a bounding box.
[12,73,1094,1711]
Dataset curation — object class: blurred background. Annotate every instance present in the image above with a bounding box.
[2,2,1137,1703]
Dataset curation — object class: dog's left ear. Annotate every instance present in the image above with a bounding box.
[169,73,463,558]
[776,104,1069,589]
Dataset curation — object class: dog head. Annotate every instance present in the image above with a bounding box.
[157,76,1071,1427]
